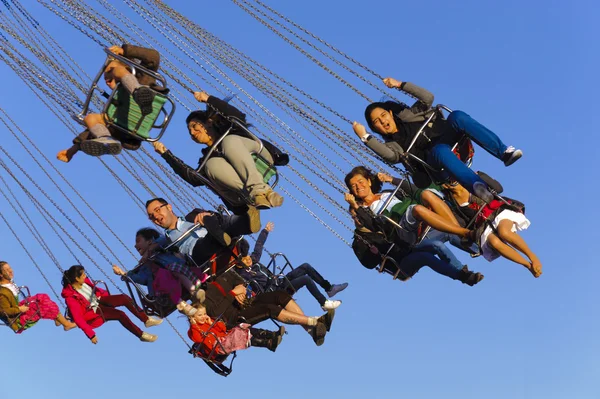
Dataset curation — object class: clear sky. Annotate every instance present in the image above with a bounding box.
[0,1,598,398]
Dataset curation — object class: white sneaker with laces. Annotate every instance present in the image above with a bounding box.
[321,299,341,311]
[326,283,348,298]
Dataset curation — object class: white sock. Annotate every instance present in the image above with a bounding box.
[120,73,140,93]
[89,124,111,138]
[307,316,318,327]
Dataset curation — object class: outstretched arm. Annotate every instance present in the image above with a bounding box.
[383,77,434,112]
[250,222,274,264]
[153,142,206,187]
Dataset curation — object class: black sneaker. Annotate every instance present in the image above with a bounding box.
[501,146,523,167]
[132,86,156,116]
[80,137,122,157]
[318,309,336,332]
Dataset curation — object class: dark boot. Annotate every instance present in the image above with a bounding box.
[203,214,231,247]
[317,309,335,332]
[250,335,279,352]
[250,326,285,352]
[457,265,484,286]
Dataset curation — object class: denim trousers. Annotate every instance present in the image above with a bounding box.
[428,110,508,193]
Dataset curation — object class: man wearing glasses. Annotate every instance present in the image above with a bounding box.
[145,198,258,268]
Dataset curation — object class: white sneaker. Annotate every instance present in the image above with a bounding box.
[144,317,163,328]
[326,283,348,298]
[140,332,158,342]
[321,299,341,311]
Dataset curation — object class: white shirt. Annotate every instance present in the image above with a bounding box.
[1,282,19,297]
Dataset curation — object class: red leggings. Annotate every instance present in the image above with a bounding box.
[97,294,148,338]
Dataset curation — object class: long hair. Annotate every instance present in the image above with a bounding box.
[364,101,408,135]
[344,166,382,194]
[62,265,85,288]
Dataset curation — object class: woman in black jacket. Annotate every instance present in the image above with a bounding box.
[352,77,523,203]
[153,92,288,211]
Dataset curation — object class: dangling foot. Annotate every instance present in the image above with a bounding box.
[144,317,163,328]
[132,86,156,116]
[203,215,231,247]
[177,301,197,317]
[457,266,484,286]
[57,149,75,163]
[529,259,543,278]
[80,137,122,157]
[140,332,158,342]
[63,321,77,331]
[321,300,341,311]
[308,322,327,346]
[245,205,262,233]
[252,192,271,210]
[265,190,284,208]
[502,146,523,167]
[326,283,348,298]
[317,309,336,332]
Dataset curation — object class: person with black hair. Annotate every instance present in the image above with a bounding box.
[235,222,348,311]
[61,265,162,344]
[351,77,522,203]
[112,227,206,300]
[152,91,288,211]
[145,197,259,272]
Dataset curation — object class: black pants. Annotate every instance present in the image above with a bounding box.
[238,290,292,325]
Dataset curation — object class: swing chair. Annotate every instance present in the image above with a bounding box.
[0,286,41,333]
[76,47,175,143]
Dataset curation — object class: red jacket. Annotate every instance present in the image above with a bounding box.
[61,278,108,339]
[188,321,228,358]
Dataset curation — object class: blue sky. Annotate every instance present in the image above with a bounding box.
[0,0,598,398]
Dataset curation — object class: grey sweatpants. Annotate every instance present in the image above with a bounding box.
[205,135,274,205]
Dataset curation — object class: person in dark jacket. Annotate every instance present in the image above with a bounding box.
[179,270,333,346]
[152,91,289,212]
[57,44,164,162]
[235,222,348,311]
[351,77,523,203]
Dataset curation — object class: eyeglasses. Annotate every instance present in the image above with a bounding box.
[148,203,168,220]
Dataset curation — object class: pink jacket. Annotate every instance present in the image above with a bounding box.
[61,278,108,339]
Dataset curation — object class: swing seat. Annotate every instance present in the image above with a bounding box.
[252,154,277,185]
[105,86,168,140]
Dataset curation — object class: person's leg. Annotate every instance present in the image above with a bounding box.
[420,190,460,226]
[84,113,111,138]
[429,143,489,199]
[495,220,542,277]
[400,251,462,280]
[414,239,464,272]
[447,110,508,160]
[289,276,327,306]
[129,267,155,296]
[220,135,270,195]
[486,233,535,272]
[412,205,471,238]
[285,263,331,290]
[80,114,122,156]
[98,305,143,338]
[205,157,246,201]
[98,294,149,324]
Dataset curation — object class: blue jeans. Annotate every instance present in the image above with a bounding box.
[127,265,155,296]
[428,110,508,193]
[280,263,330,306]
[414,239,463,272]
[398,251,461,280]
[426,230,479,255]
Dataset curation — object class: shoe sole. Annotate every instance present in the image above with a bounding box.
[504,150,523,167]
[313,322,327,346]
[133,87,156,116]
[322,301,341,311]
[80,140,122,157]
[145,318,164,328]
